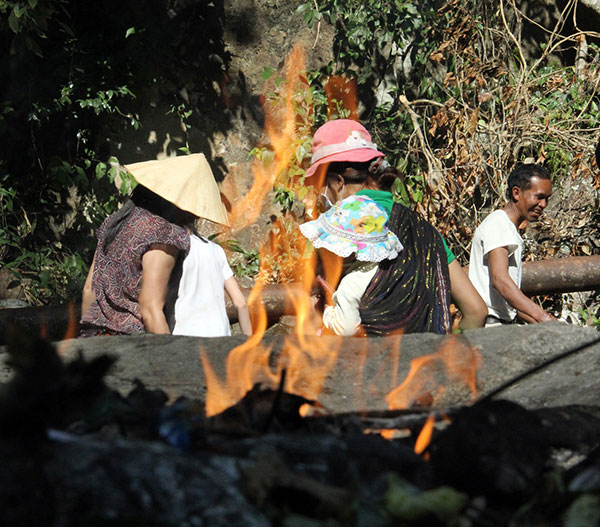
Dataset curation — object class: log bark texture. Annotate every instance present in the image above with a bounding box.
[1,256,599,344]
[2,322,599,413]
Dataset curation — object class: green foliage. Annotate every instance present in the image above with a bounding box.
[298,0,600,269]
[244,62,329,283]
[0,1,145,302]
[219,239,260,278]
[0,0,231,304]
[386,473,468,523]
[257,65,322,204]
[274,187,298,212]
[297,0,451,203]
[578,306,600,329]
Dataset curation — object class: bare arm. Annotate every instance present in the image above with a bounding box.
[139,244,178,334]
[448,260,487,329]
[224,276,252,336]
[488,247,555,323]
[81,252,97,318]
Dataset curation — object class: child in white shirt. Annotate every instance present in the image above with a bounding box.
[172,233,252,337]
[300,195,402,336]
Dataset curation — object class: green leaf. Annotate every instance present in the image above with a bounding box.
[75,165,86,181]
[28,0,38,8]
[107,165,119,183]
[40,270,50,288]
[8,11,19,33]
[563,494,600,527]
[125,27,136,38]
[261,66,276,81]
[386,474,468,522]
[13,5,26,18]
[95,162,107,180]
[25,36,43,58]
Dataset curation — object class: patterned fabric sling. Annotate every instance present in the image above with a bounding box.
[359,202,451,335]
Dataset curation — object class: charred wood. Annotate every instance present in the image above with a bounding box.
[3,329,600,526]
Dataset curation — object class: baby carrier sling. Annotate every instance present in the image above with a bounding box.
[359,202,451,335]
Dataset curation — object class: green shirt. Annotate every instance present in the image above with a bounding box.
[356,189,455,265]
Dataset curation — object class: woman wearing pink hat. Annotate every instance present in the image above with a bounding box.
[305,119,487,334]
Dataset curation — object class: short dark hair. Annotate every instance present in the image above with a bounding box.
[326,159,400,191]
[506,163,551,201]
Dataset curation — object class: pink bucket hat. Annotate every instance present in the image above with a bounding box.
[305,119,385,178]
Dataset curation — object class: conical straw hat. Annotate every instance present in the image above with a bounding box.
[124,153,229,226]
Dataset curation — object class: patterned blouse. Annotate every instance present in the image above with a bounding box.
[80,206,190,336]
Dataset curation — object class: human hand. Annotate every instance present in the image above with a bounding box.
[539,311,557,322]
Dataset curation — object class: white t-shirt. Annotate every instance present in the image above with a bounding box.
[468,209,523,321]
[173,234,234,337]
[322,262,378,336]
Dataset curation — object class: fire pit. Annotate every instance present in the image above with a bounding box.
[2,322,600,526]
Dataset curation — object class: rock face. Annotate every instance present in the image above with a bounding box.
[115,0,334,254]
[3,322,599,412]
[581,0,600,15]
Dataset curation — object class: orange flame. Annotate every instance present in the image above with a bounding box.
[201,258,274,417]
[202,219,337,417]
[386,336,481,410]
[56,301,79,357]
[324,76,358,120]
[414,414,435,455]
[380,429,397,441]
[63,301,78,340]
[201,44,352,417]
[318,251,344,301]
[228,44,307,232]
[385,337,481,454]
[202,43,483,438]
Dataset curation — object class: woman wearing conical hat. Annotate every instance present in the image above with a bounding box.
[80,154,233,336]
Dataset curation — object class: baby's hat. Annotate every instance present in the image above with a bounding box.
[299,195,403,262]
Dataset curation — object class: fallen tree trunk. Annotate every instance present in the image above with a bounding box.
[520,255,600,294]
[2,322,599,413]
[1,256,599,344]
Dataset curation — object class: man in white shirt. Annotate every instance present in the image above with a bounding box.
[469,163,556,325]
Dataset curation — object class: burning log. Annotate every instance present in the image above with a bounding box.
[3,327,600,526]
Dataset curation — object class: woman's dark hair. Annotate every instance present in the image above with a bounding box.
[506,163,551,201]
[327,157,400,191]
[368,158,399,191]
[102,185,196,253]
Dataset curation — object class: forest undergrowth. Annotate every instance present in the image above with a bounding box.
[252,0,600,326]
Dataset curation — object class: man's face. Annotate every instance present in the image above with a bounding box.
[514,176,553,222]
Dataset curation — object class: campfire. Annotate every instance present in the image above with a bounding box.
[3,325,600,526]
[2,45,600,527]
